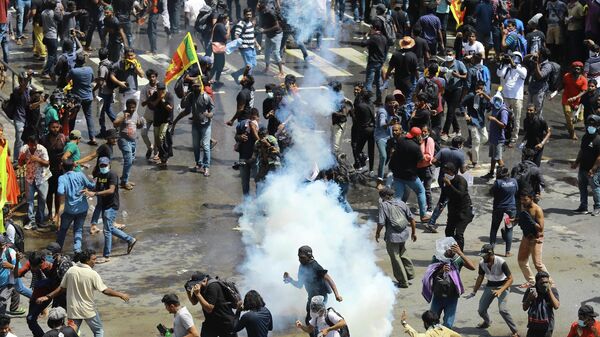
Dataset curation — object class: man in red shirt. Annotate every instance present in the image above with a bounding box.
[567,304,600,337]
[561,61,588,140]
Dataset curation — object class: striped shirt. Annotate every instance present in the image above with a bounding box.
[234,20,255,49]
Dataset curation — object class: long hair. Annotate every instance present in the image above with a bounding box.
[243,290,266,311]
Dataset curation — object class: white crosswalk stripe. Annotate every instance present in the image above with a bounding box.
[329,47,367,68]
[285,49,352,77]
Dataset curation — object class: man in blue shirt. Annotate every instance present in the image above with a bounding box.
[482,94,509,180]
[0,236,18,316]
[56,159,96,253]
[68,53,97,145]
[417,3,444,55]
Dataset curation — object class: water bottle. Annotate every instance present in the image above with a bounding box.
[165,331,172,337]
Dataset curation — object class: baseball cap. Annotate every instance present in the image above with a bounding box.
[572,61,584,68]
[478,244,494,257]
[156,82,166,90]
[580,305,599,318]
[99,157,110,166]
[298,245,313,256]
[406,127,422,139]
[586,115,600,126]
[47,307,67,321]
[69,130,82,139]
[46,242,62,254]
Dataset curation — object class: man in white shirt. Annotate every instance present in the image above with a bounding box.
[36,249,130,337]
[497,51,527,144]
[462,31,485,60]
[18,135,51,230]
[184,0,205,29]
[295,296,348,337]
[162,293,199,337]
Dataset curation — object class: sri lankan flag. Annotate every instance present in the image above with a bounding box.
[165,32,199,85]
[450,0,466,29]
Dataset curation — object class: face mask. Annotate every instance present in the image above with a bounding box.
[99,167,110,174]
[445,55,454,62]
[309,311,320,320]
[45,255,54,264]
[444,173,455,180]
[422,134,429,139]
[578,320,586,327]
[267,92,274,98]
[588,126,597,134]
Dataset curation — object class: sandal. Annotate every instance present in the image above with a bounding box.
[90,226,102,235]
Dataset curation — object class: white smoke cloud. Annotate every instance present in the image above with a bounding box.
[236,2,396,336]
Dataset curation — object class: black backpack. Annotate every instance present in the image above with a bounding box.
[174,73,186,99]
[324,308,350,337]
[512,162,532,192]
[421,78,439,110]
[211,278,242,309]
[6,221,25,253]
[432,267,456,299]
[195,5,214,34]
[547,61,562,92]
[377,13,395,47]
[501,106,515,143]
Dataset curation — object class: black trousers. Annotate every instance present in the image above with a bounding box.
[443,88,462,134]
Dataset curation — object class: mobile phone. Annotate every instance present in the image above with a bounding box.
[157,324,167,335]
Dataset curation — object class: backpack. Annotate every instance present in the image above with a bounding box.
[547,61,562,92]
[432,267,456,299]
[324,308,350,337]
[5,221,24,253]
[174,73,186,99]
[377,13,395,47]
[211,278,242,309]
[56,255,74,281]
[501,106,515,143]
[195,5,214,34]
[57,51,77,77]
[1,92,16,120]
[421,78,439,110]
[512,162,532,192]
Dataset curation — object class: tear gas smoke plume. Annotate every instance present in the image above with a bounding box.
[237,3,397,336]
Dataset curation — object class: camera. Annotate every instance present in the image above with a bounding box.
[232,160,247,170]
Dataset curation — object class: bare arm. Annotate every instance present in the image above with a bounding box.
[102,287,130,302]
[324,273,342,301]
[183,326,200,337]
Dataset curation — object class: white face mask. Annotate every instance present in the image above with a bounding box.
[267,92,274,98]
[444,173,455,180]
[445,55,455,62]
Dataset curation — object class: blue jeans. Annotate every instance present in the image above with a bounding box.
[118,138,136,184]
[57,211,87,253]
[81,99,96,141]
[239,161,254,196]
[392,177,427,217]
[490,208,515,254]
[73,312,104,337]
[98,93,116,134]
[119,20,133,48]
[147,12,159,52]
[27,297,50,337]
[102,208,133,257]
[478,286,518,333]
[335,0,345,21]
[430,295,458,328]
[0,23,8,63]
[365,62,383,102]
[338,182,352,213]
[14,278,31,298]
[91,197,101,225]
[376,137,389,179]
[16,0,31,39]
[578,168,600,210]
[13,120,24,161]
[167,0,182,33]
[227,0,241,21]
[192,123,211,168]
[233,48,257,79]
[42,37,58,75]
[264,32,283,66]
[352,0,365,20]
[211,52,225,82]
[26,180,48,225]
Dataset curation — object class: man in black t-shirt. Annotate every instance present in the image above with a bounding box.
[227,74,255,126]
[386,37,419,110]
[83,157,137,262]
[257,2,284,78]
[522,104,551,166]
[188,272,238,337]
[103,5,128,62]
[112,0,135,46]
[283,246,343,325]
[572,115,600,215]
[144,82,174,166]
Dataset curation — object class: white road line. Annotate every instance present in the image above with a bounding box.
[138,54,171,68]
[285,49,352,77]
[329,47,367,67]
[254,53,304,77]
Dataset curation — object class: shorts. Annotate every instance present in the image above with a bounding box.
[489,143,504,161]
[546,25,562,45]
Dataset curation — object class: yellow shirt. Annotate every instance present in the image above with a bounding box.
[404,324,462,337]
[60,262,108,319]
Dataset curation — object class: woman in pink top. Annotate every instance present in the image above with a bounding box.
[416,125,436,213]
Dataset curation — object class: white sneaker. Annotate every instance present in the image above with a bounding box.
[24,223,36,230]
